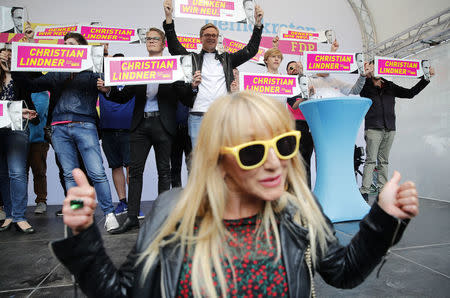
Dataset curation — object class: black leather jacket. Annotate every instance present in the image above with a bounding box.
[51,189,408,298]
[162,21,263,93]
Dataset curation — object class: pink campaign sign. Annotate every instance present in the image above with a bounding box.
[223,38,265,62]
[282,31,319,41]
[260,36,317,55]
[35,26,78,38]
[0,33,26,43]
[243,75,297,95]
[0,103,3,116]
[109,59,177,83]
[180,0,234,17]
[306,53,353,71]
[377,59,419,76]
[165,36,201,50]
[81,26,135,42]
[16,45,88,69]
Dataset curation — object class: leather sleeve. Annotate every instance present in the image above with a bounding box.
[50,223,137,298]
[229,25,263,68]
[317,202,409,289]
[163,21,190,56]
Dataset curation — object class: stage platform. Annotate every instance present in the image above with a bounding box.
[0,194,449,297]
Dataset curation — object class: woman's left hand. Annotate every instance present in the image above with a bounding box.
[378,171,419,219]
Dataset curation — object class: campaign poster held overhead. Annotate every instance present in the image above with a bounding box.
[302,51,364,74]
[174,0,253,23]
[374,56,430,79]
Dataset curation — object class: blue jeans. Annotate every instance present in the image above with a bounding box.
[51,122,114,215]
[188,114,203,149]
[0,128,30,222]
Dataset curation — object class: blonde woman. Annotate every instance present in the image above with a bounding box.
[52,91,419,297]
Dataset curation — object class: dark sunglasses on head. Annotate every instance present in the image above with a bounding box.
[288,66,295,71]
[221,131,301,170]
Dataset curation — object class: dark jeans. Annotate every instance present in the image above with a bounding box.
[0,128,30,222]
[27,142,50,204]
[101,130,130,169]
[296,120,314,187]
[170,124,192,188]
[128,116,172,217]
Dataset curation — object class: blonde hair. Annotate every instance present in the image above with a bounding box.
[263,48,283,66]
[137,91,332,296]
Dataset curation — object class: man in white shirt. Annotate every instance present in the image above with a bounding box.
[163,0,264,146]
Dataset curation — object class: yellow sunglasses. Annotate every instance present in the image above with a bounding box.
[220,131,301,170]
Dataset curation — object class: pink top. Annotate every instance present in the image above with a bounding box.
[287,100,306,121]
[51,120,73,125]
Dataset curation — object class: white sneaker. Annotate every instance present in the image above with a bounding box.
[104,213,119,232]
[35,202,47,214]
[0,207,5,221]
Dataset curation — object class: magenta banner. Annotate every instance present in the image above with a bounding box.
[260,36,317,56]
[239,72,299,97]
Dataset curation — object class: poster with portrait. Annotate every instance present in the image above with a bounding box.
[80,25,139,43]
[374,56,429,79]
[10,42,100,73]
[173,0,250,23]
[259,36,318,56]
[278,27,335,44]
[239,72,301,97]
[104,55,190,86]
[302,51,364,74]
[222,37,266,64]
[33,24,80,40]
[0,6,27,34]
[0,100,23,130]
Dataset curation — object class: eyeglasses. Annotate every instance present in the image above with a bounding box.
[146,36,161,42]
[202,33,218,39]
[221,131,301,170]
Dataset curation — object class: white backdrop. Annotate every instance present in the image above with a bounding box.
[0,0,366,205]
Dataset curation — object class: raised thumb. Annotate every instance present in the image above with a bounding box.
[72,168,90,188]
[389,170,401,186]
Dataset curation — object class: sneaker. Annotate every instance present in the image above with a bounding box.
[105,213,120,232]
[114,201,128,215]
[35,202,47,214]
[138,210,145,219]
[55,209,63,217]
[0,207,5,221]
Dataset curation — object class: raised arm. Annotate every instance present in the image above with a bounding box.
[162,0,189,55]
[392,77,430,99]
[318,171,418,288]
[230,5,264,68]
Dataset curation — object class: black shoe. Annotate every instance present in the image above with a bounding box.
[55,209,63,217]
[362,193,369,203]
[0,220,12,232]
[110,216,139,234]
[13,222,36,234]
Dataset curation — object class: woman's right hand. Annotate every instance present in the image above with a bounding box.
[63,169,97,235]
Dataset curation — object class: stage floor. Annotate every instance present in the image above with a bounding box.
[0,195,449,297]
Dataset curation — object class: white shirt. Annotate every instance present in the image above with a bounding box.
[264,70,287,105]
[144,83,159,112]
[192,53,227,112]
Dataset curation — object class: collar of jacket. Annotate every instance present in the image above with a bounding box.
[157,200,311,297]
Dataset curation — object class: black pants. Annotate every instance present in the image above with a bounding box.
[170,124,192,188]
[128,116,172,217]
[296,120,314,187]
